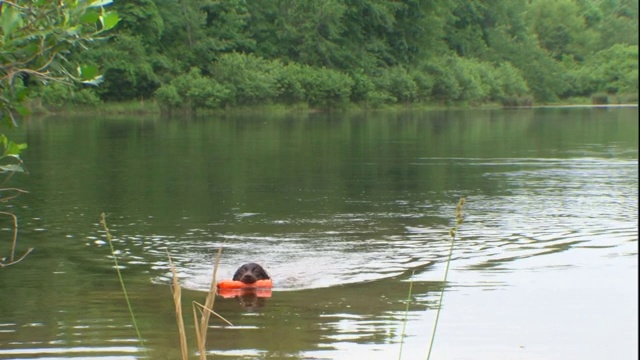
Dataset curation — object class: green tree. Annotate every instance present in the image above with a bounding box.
[85,0,162,101]
[590,0,638,49]
[571,44,639,95]
[155,0,210,72]
[527,0,598,61]
[0,0,118,266]
[164,67,232,111]
[209,53,281,105]
[86,33,160,101]
[201,0,255,55]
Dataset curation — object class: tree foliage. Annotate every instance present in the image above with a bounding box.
[19,0,640,109]
[1,0,119,126]
[0,0,119,267]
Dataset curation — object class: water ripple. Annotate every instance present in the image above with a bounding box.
[70,156,637,294]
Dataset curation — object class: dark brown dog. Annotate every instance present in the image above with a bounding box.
[232,263,270,284]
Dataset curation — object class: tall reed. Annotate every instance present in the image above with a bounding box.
[398,270,416,360]
[195,246,223,359]
[426,197,465,359]
[168,246,232,360]
[168,252,188,360]
[99,213,148,358]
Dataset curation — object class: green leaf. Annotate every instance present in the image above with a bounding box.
[79,65,99,81]
[100,12,120,31]
[81,11,100,25]
[0,5,23,39]
[2,139,27,157]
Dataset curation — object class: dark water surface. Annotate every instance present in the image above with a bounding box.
[0,107,637,360]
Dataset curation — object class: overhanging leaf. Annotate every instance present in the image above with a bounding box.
[78,65,99,81]
[82,75,104,86]
[0,5,23,39]
[80,11,100,24]
[0,164,26,173]
[89,0,115,7]
[100,12,120,31]
[1,139,27,157]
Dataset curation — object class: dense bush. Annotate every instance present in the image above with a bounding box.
[271,62,355,107]
[493,62,531,102]
[148,41,632,110]
[297,66,354,107]
[88,34,161,101]
[373,66,418,103]
[574,44,638,95]
[410,70,435,103]
[348,71,375,104]
[154,84,182,111]
[209,53,281,105]
[451,57,491,103]
[38,83,102,108]
[274,63,307,104]
[155,68,232,112]
[156,60,355,110]
[425,57,531,105]
[425,58,462,103]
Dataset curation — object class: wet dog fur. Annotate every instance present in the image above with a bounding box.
[232,262,270,285]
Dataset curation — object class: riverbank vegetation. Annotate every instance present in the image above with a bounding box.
[19,0,638,113]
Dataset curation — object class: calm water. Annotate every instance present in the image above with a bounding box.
[0,107,637,360]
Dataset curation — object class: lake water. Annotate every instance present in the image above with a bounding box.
[0,107,637,360]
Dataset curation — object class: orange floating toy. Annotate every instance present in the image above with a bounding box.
[216,279,273,298]
[216,279,273,289]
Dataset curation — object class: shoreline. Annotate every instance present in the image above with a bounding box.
[26,100,640,118]
[521,103,638,109]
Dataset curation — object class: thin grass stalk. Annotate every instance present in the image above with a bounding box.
[0,211,19,262]
[197,247,223,360]
[168,252,188,360]
[0,210,33,267]
[100,213,148,358]
[193,301,233,326]
[0,188,29,202]
[398,270,416,360]
[426,197,465,360]
[193,303,204,355]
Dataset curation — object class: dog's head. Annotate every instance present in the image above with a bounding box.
[232,263,270,284]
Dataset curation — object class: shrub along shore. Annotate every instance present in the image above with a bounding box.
[28,93,638,118]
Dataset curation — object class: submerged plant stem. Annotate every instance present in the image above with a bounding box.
[100,213,148,358]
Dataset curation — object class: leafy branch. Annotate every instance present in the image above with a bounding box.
[1,0,120,125]
[0,1,119,268]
